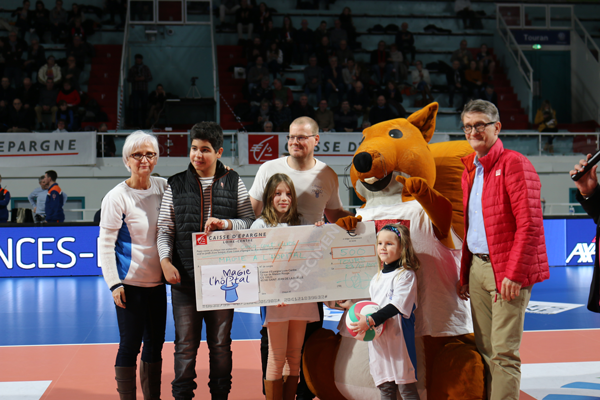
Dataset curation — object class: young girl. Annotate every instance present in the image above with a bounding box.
[350,224,421,400]
[251,173,321,400]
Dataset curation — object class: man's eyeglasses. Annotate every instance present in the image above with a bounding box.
[461,121,496,134]
[286,135,316,143]
[130,152,157,161]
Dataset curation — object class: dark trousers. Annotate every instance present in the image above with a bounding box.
[172,285,234,400]
[260,302,324,399]
[130,89,148,127]
[115,284,167,367]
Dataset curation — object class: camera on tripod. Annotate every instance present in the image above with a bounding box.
[191,77,199,86]
[187,77,201,98]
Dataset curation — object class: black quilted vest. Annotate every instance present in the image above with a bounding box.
[168,161,239,286]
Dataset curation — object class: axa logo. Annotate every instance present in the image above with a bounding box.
[566,237,596,264]
[249,135,278,164]
[196,234,208,246]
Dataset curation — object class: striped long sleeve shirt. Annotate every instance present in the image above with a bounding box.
[157,176,255,261]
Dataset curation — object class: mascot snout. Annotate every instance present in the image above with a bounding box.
[353,152,373,173]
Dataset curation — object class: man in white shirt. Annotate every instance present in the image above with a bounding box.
[28,175,48,222]
[249,116,352,399]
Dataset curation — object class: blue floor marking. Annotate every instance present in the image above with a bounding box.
[563,383,600,390]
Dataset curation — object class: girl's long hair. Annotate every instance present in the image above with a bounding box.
[377,223,420,272]
[260,173,301,227]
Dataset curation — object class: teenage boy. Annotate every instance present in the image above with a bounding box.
[45,170,65,223]
[157,122,255,400]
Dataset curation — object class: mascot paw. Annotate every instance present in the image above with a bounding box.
[336,215,362,231]
[396,176,430,197]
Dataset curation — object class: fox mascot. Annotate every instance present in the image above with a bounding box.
[304,103,486,400]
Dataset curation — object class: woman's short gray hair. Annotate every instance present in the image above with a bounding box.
[461,99,500,124]
[122,130,160,172]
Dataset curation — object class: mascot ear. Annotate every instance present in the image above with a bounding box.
[407,102,439,143]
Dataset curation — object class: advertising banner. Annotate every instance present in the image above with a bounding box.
[0,226,101,277]
[565,219,596,266]
[0,132,97,167]
[511,29,570,46]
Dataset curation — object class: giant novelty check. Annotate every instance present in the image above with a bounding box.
[192,221,379,311]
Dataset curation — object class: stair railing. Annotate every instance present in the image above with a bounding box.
[572,16,600,124]
[495,13,534,122]
[116,0,131,130]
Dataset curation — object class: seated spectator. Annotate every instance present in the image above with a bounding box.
[61,56,81,91]
[53,118,68,133]
[0,77,16,110]
[451,39,473,69]
[313,21,328,47]
[280,15,295,66]
[335,40,354,67]
[347,81,370,115]
[70,18,85,41]
[290,94,315,120]
[383,81,406,118]
[247,56,270,92]
[535,100,558,153]
[315,36,332,68]
[479,84,497,107]
[33,1,50,42]
[395,22,415,64]
[270,98,292,131]
[369,95,398,125]
[329,19,347,50]
[342,59,359,91]
[370,40,393,86]
[261,20,279,49]
[315,99,334,132]
[339,7,357,48]
[476,43,496,80]
[147,83,167,127]
[263,120,273,132]
[272,78,292,107]
[246,37,264,61]
[294,19,314,64]
[3,31,27,88]
[38,55,62,85]
[8,98,33,132]
[389,44,407,82]
[334,100,358,132]
[455,0,481,29]
[411,60,432,105]
[324,56,345,105]
[253,99,271,131]
[13,0,33,40]
[249,77,272,112]
[65,35,91,69]
[303,55,322,105]
[23,38,46,80]
[16,77,39,111]
[57,80,80,108]
[447,59,468,110]
[97,122,116,157]
[50,0,68,43]
[35,77,58,129]
[67,3,83,27]
[265,42,283,80]
[464,60,483,98]
[255,2,271,34]
[219,0,240,27]
[360,120,371,132]
[55,100,75,130]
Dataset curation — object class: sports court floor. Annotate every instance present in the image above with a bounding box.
[1,266,600,400]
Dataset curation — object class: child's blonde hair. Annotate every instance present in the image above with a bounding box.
[260,173,302,227]
[377,224,420,271]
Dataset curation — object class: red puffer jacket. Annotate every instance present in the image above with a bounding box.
[460,138,549,290]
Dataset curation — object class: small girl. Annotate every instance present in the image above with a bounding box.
[350,224,421,400]
[251,173,321,400]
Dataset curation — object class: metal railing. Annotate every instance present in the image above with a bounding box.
[574,16,600,64]
[128,0,212,25]
[497,4,574,29]
[496,13,534,91]
[116,1,132,130]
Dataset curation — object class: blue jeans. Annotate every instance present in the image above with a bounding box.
[115,284,167,367]
[171,285,234,400]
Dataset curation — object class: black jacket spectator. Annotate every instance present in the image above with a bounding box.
[313,22,328,46]
[16,81,39,109]
[369,97,398,125]
[294,20,314,63]
[9,105,32,130]
[261,20,280,46]
[370,47,390,68]
[2,34,27,69]
[334,103,358,132]
[235,3,253,25]
[66,36,93,69]
[290,96,316,120]
[394,23,416,62]
[0,79,16,107]
[37,83,59,107]
[33,2,50,38]
[315,37,332,68]
[270,100,292,131]
[249,81,273,106]
[23,40,46,74]
[61,64,82,91]
[303,59,322,92]
[329,20,347,49]
[127,62,153,92]
[347,83,370,113]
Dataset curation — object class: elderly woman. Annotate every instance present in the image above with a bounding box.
[99,131,168,400]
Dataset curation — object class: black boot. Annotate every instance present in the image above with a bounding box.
[140,360,162,400]
[115,366,137,400]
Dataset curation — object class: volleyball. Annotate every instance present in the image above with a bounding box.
[345,301,386,341]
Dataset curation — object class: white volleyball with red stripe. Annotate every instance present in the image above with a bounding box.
[345,300,386,341]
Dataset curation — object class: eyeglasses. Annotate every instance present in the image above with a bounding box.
[286,135,316,143]
[130,152,157,161]
[461,121,496,134]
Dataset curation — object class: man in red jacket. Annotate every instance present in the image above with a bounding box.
[456,99,549,400]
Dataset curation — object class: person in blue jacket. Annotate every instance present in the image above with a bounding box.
[45,170,65,223]
[0,174,10,223]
